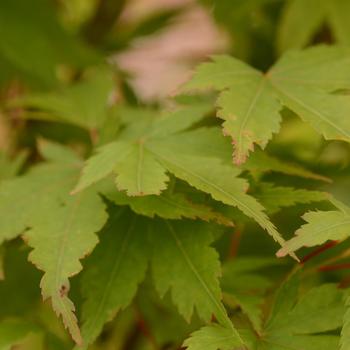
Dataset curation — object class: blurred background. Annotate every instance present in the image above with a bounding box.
[1,0,350,198]
[0,1,350,349]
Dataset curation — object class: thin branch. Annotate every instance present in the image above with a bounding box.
[300,241,338,264]
[318,263,350,272]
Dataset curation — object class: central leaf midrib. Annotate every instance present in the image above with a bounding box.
[235,76,267,157]
[54,194,83,294]
[136,142,144,193]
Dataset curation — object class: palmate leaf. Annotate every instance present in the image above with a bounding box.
[240,275,346,350]
[149,219,242,344]
[182,46,350,164]
[0,162,78,244]
[184,274,346,350]
[26,188,106,345]
[150,220,225,325]
[277,200,350,257]
[73,103,211,195]
[75,108,287,248]
[79,212,242,348]
[0,143,108,345]
[278,0,350,53]
[276,199,350,350]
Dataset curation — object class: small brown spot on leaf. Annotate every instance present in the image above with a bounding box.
[59,284,68,297]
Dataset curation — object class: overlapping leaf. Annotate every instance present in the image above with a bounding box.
[184,274,346,350]
[183,46,350,164]
[277,199,350,257]
[149,219,242,344]
[73,103,212,195]
[102,181,233,226]
[243,275,345,349]
[26,187,106,345]
[75,108,287,247]
[79,213,242,348]
[0,142,107,345]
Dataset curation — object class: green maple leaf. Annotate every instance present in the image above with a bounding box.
[0,162,78,244]
[78,206,149,348]
[26,188,106,345]
[277,199,350,257]
[78,211,242,348]
[0,141,108,345]
[149,219,242,344]
[149,220,224,324]
[182,46,350,164]
[75,107,287,247]
[278,0,350,52]
[73,103,212,195]
[240,275,346,350]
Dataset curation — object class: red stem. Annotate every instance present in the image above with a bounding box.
[300,241,338,264]
[318,263,350,272]
[228,227,243,258]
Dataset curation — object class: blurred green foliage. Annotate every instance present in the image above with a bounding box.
[0,1,350,349]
